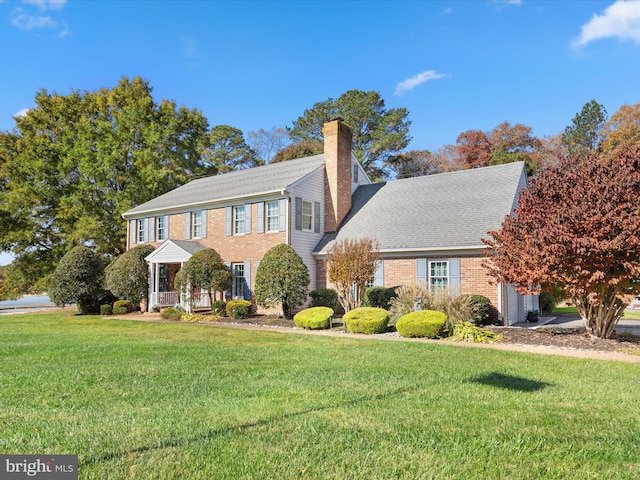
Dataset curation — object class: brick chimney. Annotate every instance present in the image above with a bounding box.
[322,119,352,232]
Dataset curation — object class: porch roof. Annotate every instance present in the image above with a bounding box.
[145,239,206,264]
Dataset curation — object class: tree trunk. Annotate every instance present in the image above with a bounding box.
[574,291,627,339]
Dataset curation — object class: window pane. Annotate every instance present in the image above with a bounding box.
[302,201,312,230]
[267,201,279,231]
[157,216,166,240]
[234,206,245,234]
[192,211,202,238]
[138,219,146,242]
[233,264,245,298]
[429,261,448,290]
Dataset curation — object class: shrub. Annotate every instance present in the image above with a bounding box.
[396,310,446,338]
[100,304,113,316]
[105,244,156,307]
[175,248,232,309]
[294,307,334,329]
[364,286,398,310]
[112,306,128,315]
[389,283,426,325]
[343,307,389,334]
[160,307,183,321]
[113,299,134,313]
[226,299,253,319]
[211,300,226,316]
[467,294,494,325]
[309,288,338,309]
[255,244,310,318]
[49,246,106,315]
[448,321,503,343]
[151,304,161,313]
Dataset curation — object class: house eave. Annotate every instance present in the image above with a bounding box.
[312,244,486,258]
[122,188,289,219]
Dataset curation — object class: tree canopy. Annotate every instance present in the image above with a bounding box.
[561,100,607,157]
[175,248,232,308]
[254,244,309,318]
[0,76,212,293]
[384,150,444,179]
[288,90,411,180]
[202,125,261,173]
[484,147,640,339]
[600,100,640,154]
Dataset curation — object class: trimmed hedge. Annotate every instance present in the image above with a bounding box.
[294,307,334,330]
[211,300,226,316]
[100,304,113,316]
[343,307,389,334]
[113,299,134,313]
[309,288,338,309]
[396,310,446,338]
[226,299,253,319]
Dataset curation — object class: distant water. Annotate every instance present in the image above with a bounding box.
[0,295,53,309]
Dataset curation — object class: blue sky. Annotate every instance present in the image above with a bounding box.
[1,0,640,265]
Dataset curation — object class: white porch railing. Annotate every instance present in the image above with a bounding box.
[157,291,180,307]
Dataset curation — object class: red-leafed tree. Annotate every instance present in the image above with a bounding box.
[454,130,493,168]
[483,147,640,339]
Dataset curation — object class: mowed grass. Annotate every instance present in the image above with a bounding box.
[552,305,640,319]
[1,313,639,479]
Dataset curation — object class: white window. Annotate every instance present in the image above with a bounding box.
[266,201,279,232]
[429,261,448,291]
[192,211,203,238]
[234,205,246,234]
[302,200,313,231]
[157,216,167,241]
[232,263,245,299]
[138,219,147,243]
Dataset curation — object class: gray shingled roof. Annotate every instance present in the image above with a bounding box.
[123,154,325,217]
[314,162,526,254]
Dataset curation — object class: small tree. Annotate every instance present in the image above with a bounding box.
[105,244,155,308]
[49,246,106,315]
[327,238,379,312]
[175,248,232,308]
[484,147,640,339]
[254,244,309,318]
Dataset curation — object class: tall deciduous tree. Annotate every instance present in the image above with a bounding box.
[454,130,493,168]
[489,121,543,173]
[271,140,323,163]
[175,249,232,308]
[600,100,640,153]
[384,150,443,179]
[289,90,411,180]
[561,100,607,158]
[202,125,261,173]
[0,76,211,293]
[484,147,640,339]
[247,127,290,164]
[254,244,310,318]
[327,238,380,312]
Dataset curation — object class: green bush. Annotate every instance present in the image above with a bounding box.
[294,307,334,329]
[309,288,338,309]
[396,310,446,338]
[113,299,134,313]
[226,299,253,319]
[160,307,183,321]
[364,286,397,310]
[105,244,156,306]
[211,300,227,316]
[343,307,389,334]
[100,304,113,316]
[112,306,128,315]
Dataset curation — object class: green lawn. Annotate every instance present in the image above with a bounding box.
[552,305,640,319]
[1,312,639,479]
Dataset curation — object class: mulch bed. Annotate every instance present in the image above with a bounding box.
[216,314,640,355]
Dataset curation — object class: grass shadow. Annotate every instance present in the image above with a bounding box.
[471,372,553,392]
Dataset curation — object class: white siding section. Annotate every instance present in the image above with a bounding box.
[351,156,371,193]
[146,240,193,264]
[288,168,325,290]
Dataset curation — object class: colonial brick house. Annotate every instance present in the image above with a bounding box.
[122,119,537,325]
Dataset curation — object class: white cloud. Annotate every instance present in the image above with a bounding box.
[22,0,67,11]
[573,0,640,48]
[394,70,448,96]
[13,108,30,118]
[11,12,57,30]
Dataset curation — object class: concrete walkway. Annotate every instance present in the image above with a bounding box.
[512,313,640,336]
